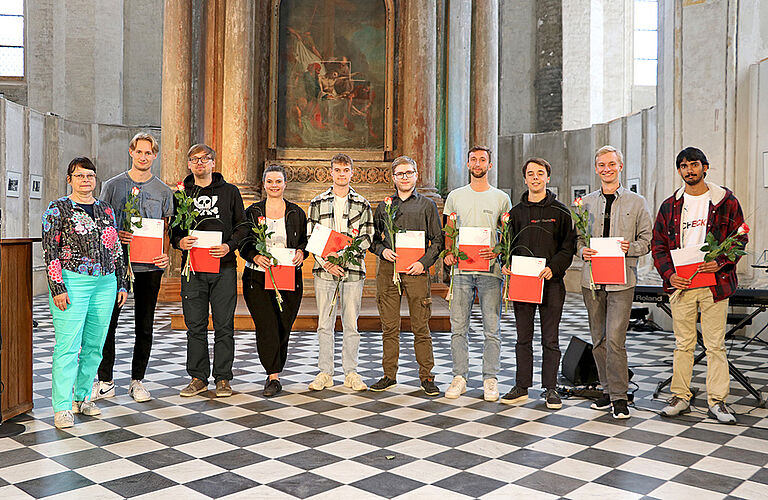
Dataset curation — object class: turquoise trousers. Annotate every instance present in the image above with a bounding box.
[49,270,117,412]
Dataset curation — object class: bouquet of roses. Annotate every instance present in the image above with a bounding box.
[121,186,143,291]
[382,196,404,294]
[571,197,596,298]
[438,212,468,306]
[670,222,749,301]
[170,181,200,281]
[249,216,284,312]
[326,228,365,316]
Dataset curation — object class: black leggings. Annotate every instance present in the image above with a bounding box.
[242,267,303,374]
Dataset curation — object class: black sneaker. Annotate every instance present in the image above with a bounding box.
[591,393,612,410]
[500,386,528,405]
[420,378,440,396]
[370,376,397,392]
[263,378,282,397]
[545,388,562,410]
[612,399,630,419]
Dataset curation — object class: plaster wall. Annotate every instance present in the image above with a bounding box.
[498,0,536,135]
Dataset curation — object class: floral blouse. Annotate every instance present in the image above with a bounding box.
[42,197,128,296]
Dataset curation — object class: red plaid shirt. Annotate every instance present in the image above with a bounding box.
[651,183,747,302]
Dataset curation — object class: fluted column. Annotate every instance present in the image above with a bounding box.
[471,0,499,186]
[401,0,438,195]
[445,0,472,192]
[161,0,192,185]
[221,0,256,186]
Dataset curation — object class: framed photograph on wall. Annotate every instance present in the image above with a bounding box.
[628,178,640,194]
[6,171,21,198]
[571,184,589,202]
[30,174,43,199]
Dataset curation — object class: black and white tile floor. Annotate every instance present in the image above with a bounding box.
[2,294,768,498]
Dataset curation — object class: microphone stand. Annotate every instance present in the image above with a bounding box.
[0,209,25,437]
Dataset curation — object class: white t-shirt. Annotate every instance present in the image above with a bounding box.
[682,191,711,248]
[247,217,287,272]
[443,184,512,278]
[333,195,347,234]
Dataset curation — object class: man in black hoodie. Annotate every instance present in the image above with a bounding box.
[171,144,246,398]
[500,158,575,409]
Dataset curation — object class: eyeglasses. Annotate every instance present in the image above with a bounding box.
[71,173,96,180]
[393,170,417,180]
[188,156,212,165]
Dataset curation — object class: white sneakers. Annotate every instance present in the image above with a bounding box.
[91,380,115,400]
[91,380,151,402]
[483,378,500,402]
[344,372,368,391]
[445,376,467,399]
[72,400,101,416]
[308,372,334,391]
[54,410,74,429]
[129,380,152,402]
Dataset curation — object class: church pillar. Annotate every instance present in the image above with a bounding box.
[445,0,472,192]
[160,0,192,185]
[220,0,256,187]
[471,0,499,186]
[401,0,438,195]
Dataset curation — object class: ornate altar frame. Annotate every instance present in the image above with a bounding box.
[267,0,395,158]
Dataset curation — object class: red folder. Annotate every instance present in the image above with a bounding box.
[306,224,353,258]
[591,256,626,285]
[508,275,544,304]
[325,231,353,257]
[458,227,492,272]
[671,246,716,289]
[395,230,425,273]
[189,230,221,273]
[128,218,164,264]
[263,249,296,291]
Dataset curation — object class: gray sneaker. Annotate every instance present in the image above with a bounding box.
[72,400,101,416]
[708,401,736,424]
[54,410,74,429]
[661,395,690,417]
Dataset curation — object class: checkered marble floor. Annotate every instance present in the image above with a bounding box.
[2,294,768,499]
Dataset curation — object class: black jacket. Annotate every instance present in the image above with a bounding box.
[239,199,309,268]
[170,172,247,269]
[506,189,576,280]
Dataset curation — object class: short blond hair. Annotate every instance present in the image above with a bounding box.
[129,132,159,155]
[594,145,623,166]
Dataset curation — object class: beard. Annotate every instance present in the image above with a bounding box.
[470,168,487,179]
[683,173,703,186]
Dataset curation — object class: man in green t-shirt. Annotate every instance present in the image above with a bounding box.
[442,146,511,401]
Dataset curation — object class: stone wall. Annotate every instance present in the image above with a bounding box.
[0,97,161,294]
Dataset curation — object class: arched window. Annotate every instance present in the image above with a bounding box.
[0,0,23,78]
[633,0,658,86]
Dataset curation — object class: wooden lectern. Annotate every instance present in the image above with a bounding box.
[0,238,36,421]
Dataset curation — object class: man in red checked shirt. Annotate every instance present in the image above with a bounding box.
[652,147,748,424]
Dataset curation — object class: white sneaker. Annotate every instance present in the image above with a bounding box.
[54,410,74,429]
[445,376,467,399]
[91,380,115,400]
[308,372,334,391]
[708,401,736,424]
[344,372,368,391]
[129,380,152,402]
[72,400,101,416]
[483,378,500,402]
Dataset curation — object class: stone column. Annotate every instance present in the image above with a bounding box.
[160,0,192,185]
[401,0,438,196]
[220,0,256,187]
[445,0,472,192]
[471,0,499,186]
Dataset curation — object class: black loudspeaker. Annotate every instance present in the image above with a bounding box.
[561,336,599,386]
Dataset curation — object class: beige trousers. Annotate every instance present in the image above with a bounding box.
[669,287,729,406]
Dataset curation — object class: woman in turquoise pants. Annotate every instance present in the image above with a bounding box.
[43,157,128,429]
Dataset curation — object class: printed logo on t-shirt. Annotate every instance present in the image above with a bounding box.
[194,195,220,217]
[681,218,707,232]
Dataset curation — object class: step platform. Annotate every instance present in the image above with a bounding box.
[170,295,452,332]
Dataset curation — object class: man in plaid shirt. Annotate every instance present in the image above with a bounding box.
[307,153,374,392]
[651,147,747,424]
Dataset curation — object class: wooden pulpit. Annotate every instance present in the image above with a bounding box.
[0,238,36,420]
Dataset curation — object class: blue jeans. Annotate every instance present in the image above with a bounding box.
[449,273,502,380]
